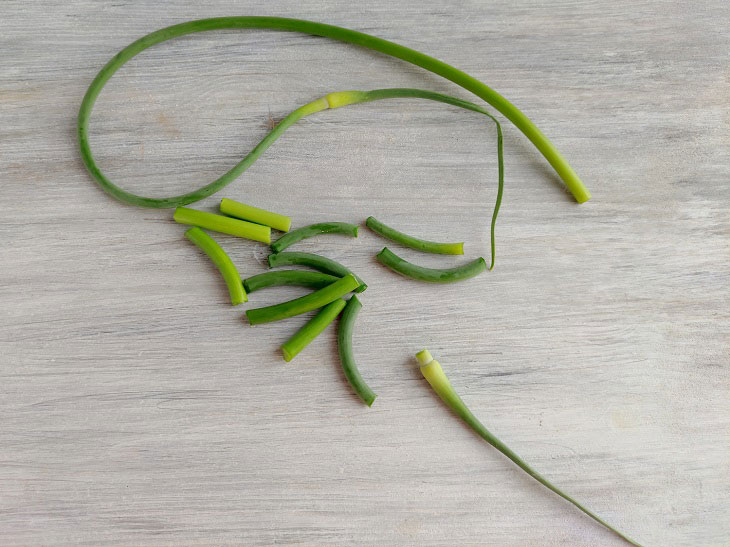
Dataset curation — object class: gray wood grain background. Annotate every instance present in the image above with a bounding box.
[2,1,728,545]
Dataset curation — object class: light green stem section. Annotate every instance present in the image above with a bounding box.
[281,298,346,362]
[174,207,271,243]
[416,350,642,547]
[220,198,291,232]
[184,227,246,305]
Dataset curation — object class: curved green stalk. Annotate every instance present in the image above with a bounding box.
[376,247,486,283]
[268,251,366,293]
[416,350,642,546]
[337,296,377,406]
[220,198,291,232]
[271,222,359,253]
[82,92,328,208]
[174,207,271,243]
[184,227,246,305]
[245,274,358,325]
[243,270,338,294]
[281,298,347,362]
[366,216,464,255]
[79,17,589,209]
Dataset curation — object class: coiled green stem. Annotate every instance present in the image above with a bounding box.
[79,17,589,210]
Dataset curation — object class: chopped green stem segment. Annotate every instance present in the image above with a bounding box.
[416,350,642,547]
[268,251,366,293]
[366,216,464,255]
[246,274,359,325]
[79,18,589,209]
[337,296,377,406]
[281,298,347,362]
[243,270,339,293]
[220,198,291,232]
[184,227,247,305]
[271,222,359,253]
[376,247,486,283]
[174,207,271,243]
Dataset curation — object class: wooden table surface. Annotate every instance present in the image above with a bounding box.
[2,1,728,545]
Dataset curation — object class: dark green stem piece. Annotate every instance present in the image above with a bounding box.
[243,270,339,294]
[366,216,464,255]
[271,222,359,253]
[376,247,486,283]
[268,251,366,293]
[337,296,377,407]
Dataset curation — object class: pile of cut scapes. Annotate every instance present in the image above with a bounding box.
[175,198,489,408]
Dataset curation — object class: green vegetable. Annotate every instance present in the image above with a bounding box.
[281,298,347,362]
[376,247,486,283]
[174,207,271,243]
[416,350,641,546]
[79,17,589,209]
[243,270,339,294]
[184,227,246,305]
[245,274,359,325]
[338,296,377,406]
[220,198,291,232]
[366,216,464,255]
[268,251,366,293]
[271,222,359,253]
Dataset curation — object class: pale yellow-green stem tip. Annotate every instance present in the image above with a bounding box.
[416,352,451,394]
[416,349,433,366]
